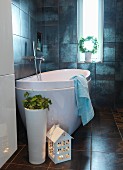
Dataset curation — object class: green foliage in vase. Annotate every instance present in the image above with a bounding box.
[23,92,52,110]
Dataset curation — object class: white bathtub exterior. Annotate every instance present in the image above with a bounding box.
[16,69,91,134]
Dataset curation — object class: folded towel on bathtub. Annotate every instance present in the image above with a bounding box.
[71,75,94,126]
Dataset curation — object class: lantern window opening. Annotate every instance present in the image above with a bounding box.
[66,140,70,145]
[66,153,70,158]
[58,155,65,160]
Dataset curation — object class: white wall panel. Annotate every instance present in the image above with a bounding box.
[0,74,17,168]
[0,0,14,75]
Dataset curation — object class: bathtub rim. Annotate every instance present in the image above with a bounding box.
[16,78,91,91]
[16,69,91,82]
[16,69,91,91]
[15,86,75,92]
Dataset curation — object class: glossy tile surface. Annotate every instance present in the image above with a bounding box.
[91,152,123,170]
[2,108,123,169]
[11,0,36,79]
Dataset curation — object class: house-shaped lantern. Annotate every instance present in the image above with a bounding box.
[46,125,73,164]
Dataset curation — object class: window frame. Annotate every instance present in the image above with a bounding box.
[77,0,104,63]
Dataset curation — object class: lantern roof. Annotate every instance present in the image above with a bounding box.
[46,124,73,143]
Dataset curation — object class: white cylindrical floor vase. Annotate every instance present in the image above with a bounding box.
[25,108,47,164]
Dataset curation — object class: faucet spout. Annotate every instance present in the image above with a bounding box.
[32,41,45,81]
[40,57,45,62]
[38,56,45,81]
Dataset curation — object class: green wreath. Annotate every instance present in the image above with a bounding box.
[78,36,98,54]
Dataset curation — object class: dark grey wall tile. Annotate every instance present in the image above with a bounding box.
[37,8,45,23]
[13,35,22,64]
[116,43,123,61]
[12,0,37,79]
[116,0,123,21]
[103,43,115,62]
[44,0,58,7]
[104,0,116,23]
[59,23,77,44]
[36,0,44,8]
[90,80,96,102]
[60,44,77,62]
[59,0,76,6]
[37,25,45,44]
[96,80,115,95]
[44,26,58,44]
[96,80,115,107]
[20,10,29,38]
[20,0,29,14]
[29,0,37,18]
[26,40,33,57]
[77,63,96,80]
[115,81,123,107]
[12,0,20,7]
[116,1,123,42]
[60,63,77,69]
[115,62,123,81]
[59,6,77,26]
[21,38,30,57]
[59,6,77,44]
[14,64,22,79]
[45,62,59,71]
[44,7,58,25]
[29,16,37,41]
[116,21,123,42]
[12,4,20,35]
[104,23,115,42]
[14,63,35,79]
[39,44,59,63]
[104,11,116,23]
[116,0,123,42]
[104,0,116,11]
[96,62,115,80]
[36,0,59,8]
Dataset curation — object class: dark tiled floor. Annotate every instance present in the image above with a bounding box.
[2,108,123,170]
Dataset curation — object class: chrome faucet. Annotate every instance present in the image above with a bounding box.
[32,41,45,81]
[40,57,45,62]
[38,57,44,81]
[33,41,38,80]
[33,41,36,57]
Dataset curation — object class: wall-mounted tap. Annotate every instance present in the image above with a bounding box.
[22,56,45,61]
[22,41,45,81]
[38,56,45,81]
[40,57,45,62]
[33,41,36,57]
[32,41,45,81]
[32,41,38,78]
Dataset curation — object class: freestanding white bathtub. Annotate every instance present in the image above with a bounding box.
[16,69,91,134]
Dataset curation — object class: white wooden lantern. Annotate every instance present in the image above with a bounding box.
[46,125,73,164]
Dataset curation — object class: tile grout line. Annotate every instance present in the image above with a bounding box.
[5,145,26,169]
[115,123,123,141]
[113,113,123,141]
[90,122,92,170]
[47,161,52,170]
